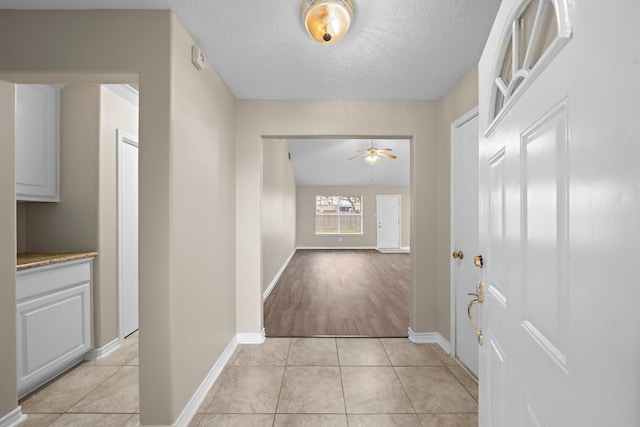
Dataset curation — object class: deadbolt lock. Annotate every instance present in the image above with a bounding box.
[474,255,483,268]
[452,251,464,260]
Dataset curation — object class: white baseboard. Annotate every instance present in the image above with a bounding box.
[0,407,27,427]
[296,246,377,250]
[376,247,410,254]
[408,328,451,354]
[263,249,297,302]
[83,338,121,361]
[18,355,85,399]
[236,328,266,344]
[172,335,238,427]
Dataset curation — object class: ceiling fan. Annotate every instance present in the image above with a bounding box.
[348,145,397,164]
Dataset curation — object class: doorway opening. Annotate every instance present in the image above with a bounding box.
[261,137,411,337]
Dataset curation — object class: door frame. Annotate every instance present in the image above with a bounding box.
[116,129,139,341]
[376,194,401,250]
[449,106,479,357]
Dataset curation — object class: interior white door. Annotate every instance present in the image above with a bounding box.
[478,1,640,426]
[117,130,139,338]
[376,195,400,249]
[451,109,480,376]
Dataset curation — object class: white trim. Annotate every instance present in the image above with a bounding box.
[449,106,479,359]
[236,328,266,344]
[83,338,121,361]
[263,249,296,302]
[408,328,451,355]
[452,106,479,129]
[18,355,85,399]
[117,130,139,341]
[104,84,139,107]
[0,407,27,427]
[376,247,410,254]
[296,246,377,250]
[172,335,238,427]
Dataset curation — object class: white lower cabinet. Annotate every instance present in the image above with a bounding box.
[16,259,92,397]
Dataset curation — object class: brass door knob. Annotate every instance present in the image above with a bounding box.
[452,251,464,259]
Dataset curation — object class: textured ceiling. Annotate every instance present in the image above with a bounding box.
[288,139,410,187]
[0,0,501,100]
[0,0,500,185]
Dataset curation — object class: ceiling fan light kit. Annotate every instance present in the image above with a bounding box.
[301,0,354,44]
[365,154,379,164]
[349,145,397,163]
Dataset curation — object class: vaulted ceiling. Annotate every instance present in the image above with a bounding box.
[288,138,410,187]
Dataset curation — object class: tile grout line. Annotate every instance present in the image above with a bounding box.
[271,338,293,426]
[334,338,349,422]
[380,338,421,420]
[445,363,478,403]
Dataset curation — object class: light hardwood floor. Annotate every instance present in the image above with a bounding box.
[264,249,410,337]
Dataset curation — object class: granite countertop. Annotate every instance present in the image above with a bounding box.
[17,252,98,271]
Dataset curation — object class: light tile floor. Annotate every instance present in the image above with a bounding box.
[20,332,140,427]
[19,334,478,427]
[192,338,478,427]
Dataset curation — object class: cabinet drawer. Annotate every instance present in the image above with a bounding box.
[17,260,91,301]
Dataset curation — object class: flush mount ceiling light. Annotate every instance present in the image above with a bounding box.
[301,0,354,44]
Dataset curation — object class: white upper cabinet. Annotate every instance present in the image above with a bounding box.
[15,84,60,202]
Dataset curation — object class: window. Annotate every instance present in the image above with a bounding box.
[316,196,362,234]
[487,0,571,134]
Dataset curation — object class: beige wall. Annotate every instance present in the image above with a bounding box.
[0,81,17,417]
[236,101,439,336]
[261,139,296,295]
[0,10,236,425]
[167,14,236,416]
[296,186,410,249]
[435,66,479,341]
[26,85,101,254]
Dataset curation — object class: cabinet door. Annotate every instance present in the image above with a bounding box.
[16,282,91,392]
[15,84,59,202]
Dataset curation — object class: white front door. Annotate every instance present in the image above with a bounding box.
[117,130,139,338]
[376,195,400,249]
[451,109,480,376]
[479,1,640,425]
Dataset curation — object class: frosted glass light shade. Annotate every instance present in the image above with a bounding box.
[302,0,354,44]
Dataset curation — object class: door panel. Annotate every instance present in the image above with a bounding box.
[117,130,139,338]
[376,195,399,249]
[484,330,506,427]
[479,0,640,425]
[521,101,569,371]
[451,111,480,376]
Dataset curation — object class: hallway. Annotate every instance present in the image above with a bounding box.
[19,334,477,426]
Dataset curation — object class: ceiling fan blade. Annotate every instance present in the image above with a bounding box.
[348,152,368,160]
[376,148,393,152]
[378,152,397,159]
